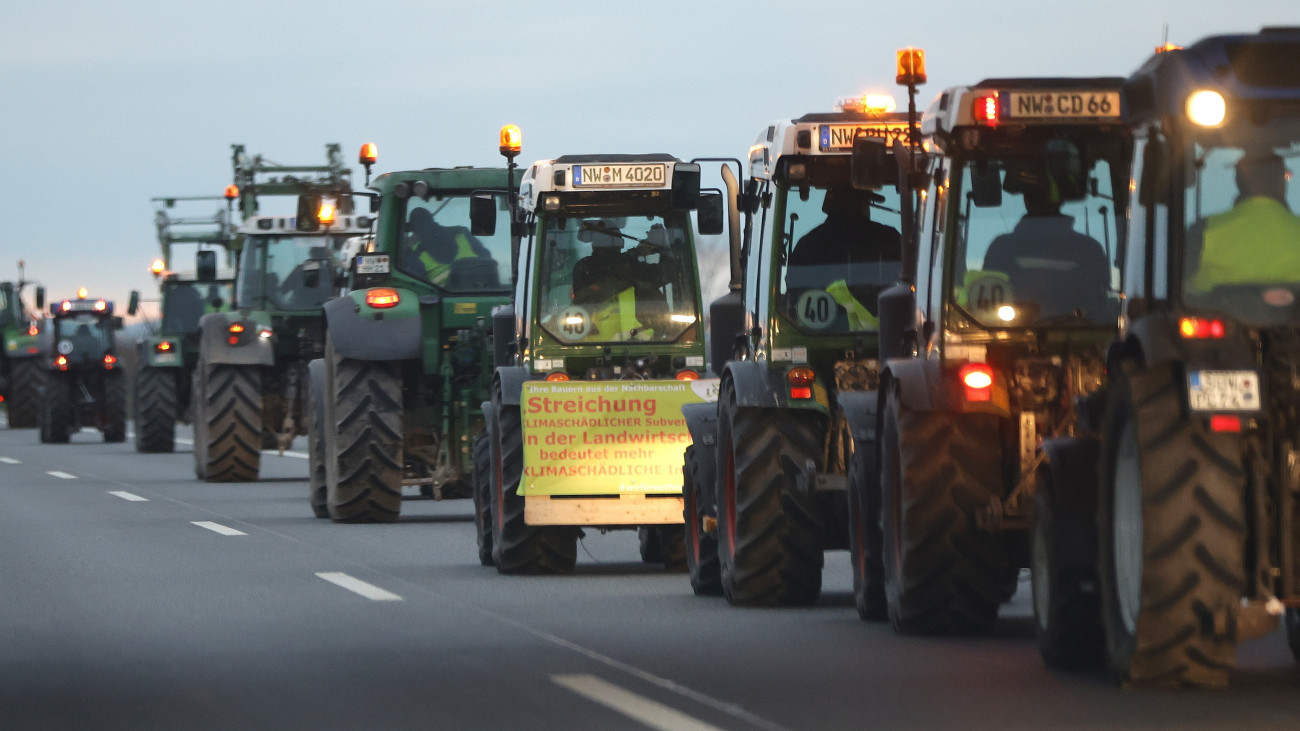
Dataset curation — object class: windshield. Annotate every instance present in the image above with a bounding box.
[949,142,1123,328]
[535,211,699,344]
[396,194,510,293]
[236,234,345,311]
[1182,135,1300,326]
[777,183,903,334]
[0,285,13,329]
[161,280,233,335]
[54,313,111,361]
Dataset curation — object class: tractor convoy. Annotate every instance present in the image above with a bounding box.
[26,26,1300,690]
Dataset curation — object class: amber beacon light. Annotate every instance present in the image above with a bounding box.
[896,47,926,86]
[499,125,522,160]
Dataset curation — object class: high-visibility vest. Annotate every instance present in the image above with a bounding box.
[825,279,878,330]
[415,232,477,285]
[589,286,649,341]
[1191,197,1300,292]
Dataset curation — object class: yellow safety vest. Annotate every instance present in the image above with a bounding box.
[589,287,650,341]
[1191,197,1300,292]
[825,280,878,330]
[416,233,477,286]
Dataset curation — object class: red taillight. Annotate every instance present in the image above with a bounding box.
[155,341,173,352]
[1209,415,1242,432]
[228,323,245,334]
[227,336,239,346]
[103,354,117,369]
[960,362,994,402]
[786,367,816,386]
[1179,317,1225,339]
[366,288,400,309]
[789,386,813,399]
[545,372,570,382]
[973,94,999,125]
[675,369,700,381]
[55,355,68,371]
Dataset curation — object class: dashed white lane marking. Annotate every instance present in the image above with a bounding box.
[551,675,723,731]
[192,521,247,536]
[109,491,149,502]
[174,437,307,459]
[0,457,19,464]
[46,471,77,479]
[315,572,403,601]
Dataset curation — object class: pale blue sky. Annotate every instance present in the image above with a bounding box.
[1,1,1295,313]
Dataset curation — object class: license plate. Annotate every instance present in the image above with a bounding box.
[1006,91,1120,119]
[818,123,911,151]
[154,352,178,365]
[355,254,390,274]
[1187,370,1261,411]
[572,164,666,188]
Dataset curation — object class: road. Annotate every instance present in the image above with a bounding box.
[1,422,1299,730]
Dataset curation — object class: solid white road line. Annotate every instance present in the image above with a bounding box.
[173,437,307,459]
[315,572,403,601]
[109,491,149,502]
[0,457,19,464]
[46,471,77,479]
[191,521,247,536]
[551,675,723,731]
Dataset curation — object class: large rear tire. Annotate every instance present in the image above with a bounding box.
[638,526,686,571]
[1099,363,1246,688]
[880,383,1009,634]
[1031,440,1104,669]
[306,359,329,519]
[101,370,127,443]
[327,340,403,523]
[683,444,721,595]
[472,431,494,566]
[490,392,577,575]
[849,435,886,621]
[6,358,42,428]
[41,374,74,444]
[715,381,824,606]
[198,364,262,482]
[134,366,177,453]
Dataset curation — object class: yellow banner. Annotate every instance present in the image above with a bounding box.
[520,379,719,496]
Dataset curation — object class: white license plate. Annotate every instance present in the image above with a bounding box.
[1006,91,1120,119]
[355,254,390,274]
[818,123,911,150]
[154,352,178,365]
[572,164,666,188]
[1187,370,1261,411]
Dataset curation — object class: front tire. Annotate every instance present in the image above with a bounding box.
[7,358,42,428]
[101,370,127,443]
[1098,363,1246,688]
[880,382,1009,634]
[198,364,262,482]
[134,366,177,453]
[306,359,329,519]
[683,444,721,595]
[41,374,74,444]
[715,381,824,606]
[327,340,403,523]
[849,434,886,621]
[472,431,494,566]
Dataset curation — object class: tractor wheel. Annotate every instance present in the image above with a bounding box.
[134,366,176,453]
[198,364,262,482]
[327,343,402,523]
[306,359,329,519]
[849,436,886,621]
[639,526,686,571]
[192,367,206,478]
[6,358,42,428]
[490,393,576,574]
[41,374,74,444]
[715,381,824,606]
[683,445,721,595]
[101,370,127,443]
[880,383,1009,634]
[472,431,494,566]
[1286,609,1300,663]
[1031,441,1104,669]
[1099,363,1246,688]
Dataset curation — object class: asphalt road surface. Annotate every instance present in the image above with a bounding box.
[2,420,1299,730]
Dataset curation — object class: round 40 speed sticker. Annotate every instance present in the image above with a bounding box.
[554,306,591,342]
[967,274,1014,312]
[794,290,837,330]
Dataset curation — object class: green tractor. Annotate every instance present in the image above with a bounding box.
[474,138,721,575]
[1,261,45,428]
[134,196,238,453]
[309,157,522,522]
[867,77,1132,639]
[681,67,926,604]
[36,291,128,443]
[192,143,369,482]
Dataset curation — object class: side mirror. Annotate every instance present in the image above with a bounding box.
[1045,139,1086,201]
[112,316,124,330]
[1138,135,1169,208]
[303,262,322,290]
[35,286,45,310]
[697,191,725,235]
[671,163,702,210]
[127,290,140,317]
[369,194,381,214]
[296,194,322,232]
[850,136,890,190]
[337,193,354,215]
[196,250,217,283]
[969,162,1003,208]
[470,194,498,237]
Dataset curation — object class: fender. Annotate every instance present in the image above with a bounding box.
[882,356,943,412]
[836,390,877,443]
[1124,314,1178,368]
[198,311,274,366]
[493,366,530,406]
[138,335,185,368]
[324,289,421,362]
[1039,436,1100,571]
[1126,312,1256,371]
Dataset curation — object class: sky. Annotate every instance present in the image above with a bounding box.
[2,0,1296,318]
